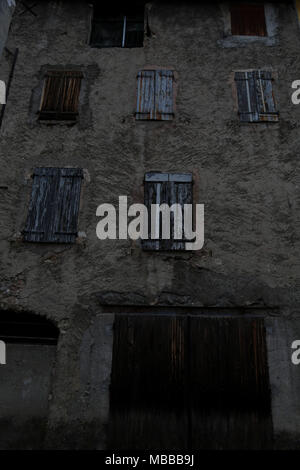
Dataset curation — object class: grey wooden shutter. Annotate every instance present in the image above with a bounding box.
[23,168,59,243]
[143,172,192,251]
[169,174,193,251]
[254,71,278,122]
[136,70,174,121]
[136,70,155,120]
[155,70,174,120]
[235,71,258,122]
[235,71,278,123]
[24,168,83,243]
[52,168,83,243]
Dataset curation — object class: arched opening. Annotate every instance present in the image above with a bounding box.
[0,310,59,449]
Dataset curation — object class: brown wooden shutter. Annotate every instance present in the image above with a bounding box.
[235,71,278,123]
[143,172,192,251]
[39,71,83,121]
[231,4,267,37]
[23,168,83,243]
[136,70,174,121]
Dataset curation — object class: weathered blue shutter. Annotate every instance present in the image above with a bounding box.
[143,173,192,251]
[136,71,155,120]
[136,70,174,121]
[23,168,58,242]
[52,168,83,243]
[24,167,83,243]
[155,70,174,120]
[235,71,258,122]
[254,70,278,122]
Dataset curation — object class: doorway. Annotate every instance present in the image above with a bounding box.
[108,314,273,449]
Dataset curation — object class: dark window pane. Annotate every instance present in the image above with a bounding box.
[90,3,144,48]
[90,19,123,47]
[125,21,144,47]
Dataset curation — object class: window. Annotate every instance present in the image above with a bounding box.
[235,71,278,122]
[143,172,192,251]
[38,71,83,121]
[23,167,83,243]
[90,4,144,48]
[136,70,175,121]
[230,3,267,36]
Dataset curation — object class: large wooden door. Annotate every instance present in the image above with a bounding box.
[108,315,273,450]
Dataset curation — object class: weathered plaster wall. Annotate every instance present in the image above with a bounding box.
[0,343,56,449]
[0,0,300,448]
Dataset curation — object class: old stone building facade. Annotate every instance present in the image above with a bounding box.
[0,0,300,449]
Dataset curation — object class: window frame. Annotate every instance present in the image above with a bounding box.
[89,5,145,48]
[218,3,279,48]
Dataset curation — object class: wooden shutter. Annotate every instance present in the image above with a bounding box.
[254,70,279,122]
[235,71,278,123]
[231,4,267,37]
[143,172,192,251]
[39,71,83,121]
[108,315,273,450]
[23,168,83,243]
[136,70,174,120]
[52,168,83,243]
[23,167,58,243]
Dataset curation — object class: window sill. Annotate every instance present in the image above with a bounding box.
[218,35,277,48]
[10,232,87,245]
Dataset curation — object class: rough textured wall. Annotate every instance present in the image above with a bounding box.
[0,343,56,449]
[0,0,300,448]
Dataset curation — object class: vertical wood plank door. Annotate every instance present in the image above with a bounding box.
[107,315,188,449]
[189,317,273,449]
[108,315,273,450]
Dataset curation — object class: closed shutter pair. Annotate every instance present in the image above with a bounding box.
[235,71,278,122]
[136,70,174,120]
[23,168,83,243]
[143,172,193,251]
